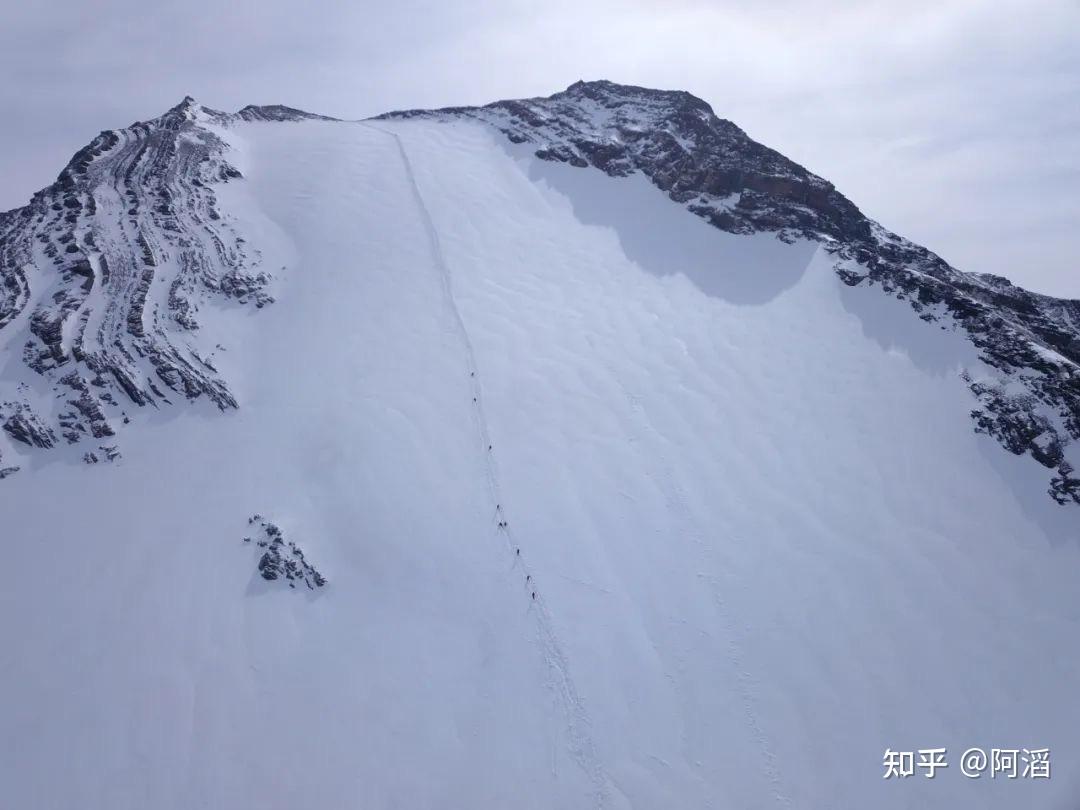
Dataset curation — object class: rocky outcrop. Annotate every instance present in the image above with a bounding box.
[0,97,287,464]
[244,515,327,591]
[82,444,121,465]
[2,405,56,449]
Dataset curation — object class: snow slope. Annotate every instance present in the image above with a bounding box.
[2,109,1078,809]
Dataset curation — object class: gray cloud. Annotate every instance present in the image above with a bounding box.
[2,0,1076,295]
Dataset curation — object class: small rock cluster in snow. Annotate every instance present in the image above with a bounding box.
[244,514,327,590]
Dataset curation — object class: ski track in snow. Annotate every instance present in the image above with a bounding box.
[361,121,615,808]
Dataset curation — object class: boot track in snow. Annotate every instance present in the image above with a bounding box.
[361,121,616,808]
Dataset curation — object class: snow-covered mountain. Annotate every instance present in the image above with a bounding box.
[2,81,1077,808]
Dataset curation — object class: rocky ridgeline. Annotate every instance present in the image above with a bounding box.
[839,246,1080,505]
[0,99,334,474]
[244,515,327,591]
[384,80,1080,504]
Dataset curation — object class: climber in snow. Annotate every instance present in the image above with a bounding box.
[531,592,536,600]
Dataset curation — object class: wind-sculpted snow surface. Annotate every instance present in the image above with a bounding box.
[384,80,1080,504]
[3,84,1080,810]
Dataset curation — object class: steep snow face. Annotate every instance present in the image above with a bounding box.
[1,102,1078,809]
[386,81,1080,505]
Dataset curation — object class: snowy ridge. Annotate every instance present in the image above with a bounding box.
[383,79,1080,504]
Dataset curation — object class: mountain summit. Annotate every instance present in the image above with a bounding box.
[2,82,1077,809]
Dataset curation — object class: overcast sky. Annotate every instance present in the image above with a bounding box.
[3,0,1077,296]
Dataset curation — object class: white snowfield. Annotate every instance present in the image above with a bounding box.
[2,116,1078,809]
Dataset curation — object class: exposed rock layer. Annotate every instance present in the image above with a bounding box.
[0,99,313,469]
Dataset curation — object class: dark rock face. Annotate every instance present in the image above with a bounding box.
[245,515,327,591]
[384,79,1080,505]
